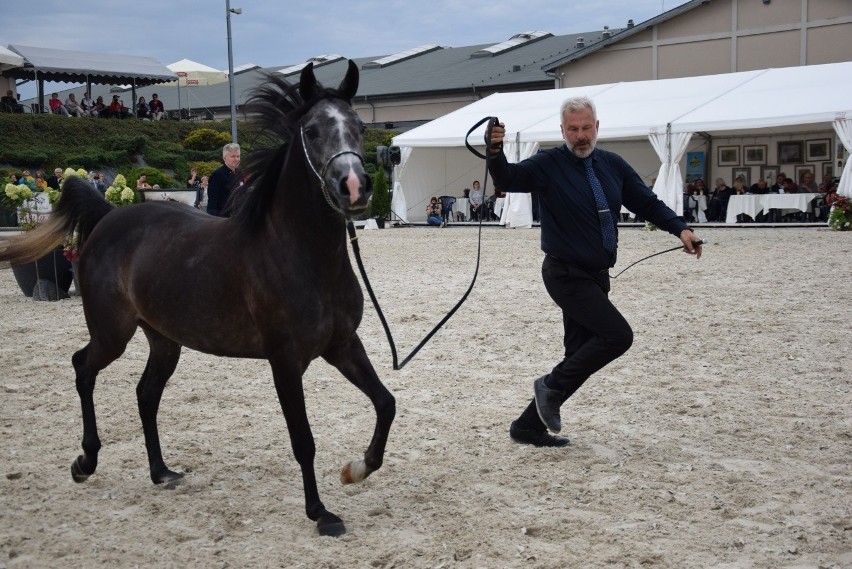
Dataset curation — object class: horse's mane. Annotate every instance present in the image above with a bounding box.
[231,72,348,232]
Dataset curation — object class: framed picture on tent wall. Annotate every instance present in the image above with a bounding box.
[718,146,739,167]
[778,141,803,164]
[806,139,830,162]
[743,145,767,165]
[822,162,834,180]
[732,167,751,186]
[760,165,779,185]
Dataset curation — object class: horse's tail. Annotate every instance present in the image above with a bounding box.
[0,176,114,267]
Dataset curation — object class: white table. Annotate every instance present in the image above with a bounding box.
[725,193,818,223]
[454,197,470,220]
[141,190,196,206]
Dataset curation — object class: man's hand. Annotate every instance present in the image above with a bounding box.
[487,122,506,155]
[680,229,703,259]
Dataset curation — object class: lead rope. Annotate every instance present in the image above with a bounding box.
[348,116,500,370]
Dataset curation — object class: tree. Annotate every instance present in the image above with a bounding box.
[371,167,391,222]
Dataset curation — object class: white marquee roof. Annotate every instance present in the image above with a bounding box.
[395,62,852,148]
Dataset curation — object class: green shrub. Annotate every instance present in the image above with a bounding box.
[371,167,391,220]
[127,166,176,189]
[183,128,231,151]
[188,160,222,178]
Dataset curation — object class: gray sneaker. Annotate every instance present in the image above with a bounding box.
[533,375,565,433]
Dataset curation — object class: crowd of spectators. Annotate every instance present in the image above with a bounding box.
[1,89,167,119]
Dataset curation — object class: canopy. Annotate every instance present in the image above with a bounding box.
[393,61,852,222]
[166,59,228,86]
[0,45,24,72]
[3,44,176,85]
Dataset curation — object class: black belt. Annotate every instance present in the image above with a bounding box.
[545,253,610,275]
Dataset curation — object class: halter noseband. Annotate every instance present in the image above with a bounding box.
[300,126,366,217]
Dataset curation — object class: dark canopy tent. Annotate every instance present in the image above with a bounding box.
[2,44,177,112]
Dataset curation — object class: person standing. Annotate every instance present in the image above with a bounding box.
[46,167,64,190]
[207,143,242,217]
[487,96,702,447]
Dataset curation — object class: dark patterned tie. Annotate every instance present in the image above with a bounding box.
[583,157,617,253]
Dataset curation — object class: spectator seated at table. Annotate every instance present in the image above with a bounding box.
[749,178,771,221]
[799,171,818,193]
[690,178,708,196]
[770,172,787,194]
[1,90,24,113]
[811,175,836,222]
[730,177,752,222]
[469,180,487,221]
[780,178,804,221]
[425,196,443,227]
[49,93,70,116]
[707,177,732,222]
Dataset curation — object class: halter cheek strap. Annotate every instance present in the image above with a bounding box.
[300,126,365,217]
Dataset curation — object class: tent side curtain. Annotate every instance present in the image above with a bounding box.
[3,44,177,86]
[833,119,852,199]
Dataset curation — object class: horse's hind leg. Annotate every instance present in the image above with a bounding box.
[269,356,345,537]
[71,346,103,482]
[323,334,395,485]
[71,332,134,482]
[136,329,183,485]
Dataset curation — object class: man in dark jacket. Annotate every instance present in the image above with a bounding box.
[487,96,702,447]
[206,143,242,217]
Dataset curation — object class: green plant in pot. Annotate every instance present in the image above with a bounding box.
[2,179,73,299]
[371,167,391,228]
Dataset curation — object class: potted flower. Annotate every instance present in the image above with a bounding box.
[828,195,851,231]
[3,180,73,299]
[104,174,140,207]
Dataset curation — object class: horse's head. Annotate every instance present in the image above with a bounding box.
[298,61,373,216]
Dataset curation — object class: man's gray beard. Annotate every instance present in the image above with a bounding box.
[565,138,596,159]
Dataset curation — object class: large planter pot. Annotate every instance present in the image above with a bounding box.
[11,248,73,298]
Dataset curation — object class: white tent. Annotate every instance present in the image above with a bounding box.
[166,59,228,86]
[392,62,852,223]
[0,45,24,71]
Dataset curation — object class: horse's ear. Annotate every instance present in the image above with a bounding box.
[337,60,359,101]
[299,63,317,101]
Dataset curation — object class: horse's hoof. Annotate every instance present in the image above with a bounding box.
[317,513,346,537]
[340,459,368,485]
[153,469,185,488]
[71,456,91,483]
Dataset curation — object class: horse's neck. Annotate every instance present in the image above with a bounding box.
[267,163,351,266]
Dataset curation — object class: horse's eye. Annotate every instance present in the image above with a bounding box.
[303,125,319,139]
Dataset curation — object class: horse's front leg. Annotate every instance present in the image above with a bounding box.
[323,333,396,485]
[268,356,345,537]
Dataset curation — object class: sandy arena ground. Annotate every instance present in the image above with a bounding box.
[1,226,850,568]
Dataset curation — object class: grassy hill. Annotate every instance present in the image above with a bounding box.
[0,113,394,188]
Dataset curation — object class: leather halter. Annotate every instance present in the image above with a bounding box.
[300,126,365,217]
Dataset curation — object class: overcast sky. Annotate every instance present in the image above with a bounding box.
[4,0,688,98]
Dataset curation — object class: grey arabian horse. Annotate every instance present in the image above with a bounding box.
[0,61,395,537]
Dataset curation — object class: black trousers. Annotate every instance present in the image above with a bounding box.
[515,255,633,431]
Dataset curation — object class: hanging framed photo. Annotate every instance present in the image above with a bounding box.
[743,145,767,166]
[778,141,803,164]
[732,167,751,187]
[821,162,834,181]
[718,146,740,167]
[760,165,779,185]
[805,139,830,162]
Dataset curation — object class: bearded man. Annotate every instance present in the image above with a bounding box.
[486,96,702,447]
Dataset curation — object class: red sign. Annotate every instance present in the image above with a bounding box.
[186,79,199,85]
[176,71,187,77]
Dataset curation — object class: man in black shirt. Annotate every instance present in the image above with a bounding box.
[487,96,702,447]
[207,143,242,217]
